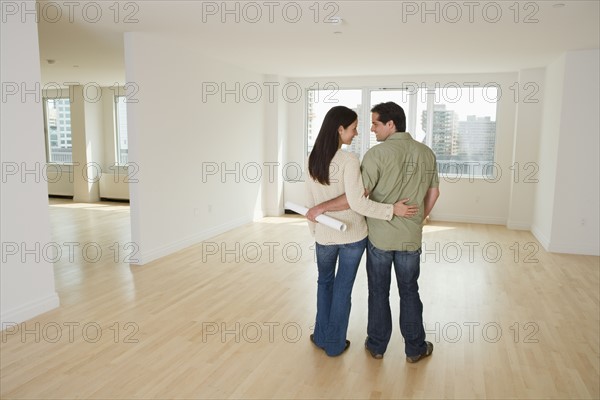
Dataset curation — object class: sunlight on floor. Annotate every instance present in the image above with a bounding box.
[256,215,304,224]
[423,223,457,233]
[49,201,130,212]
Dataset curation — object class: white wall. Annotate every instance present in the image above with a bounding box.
[1,10,60,324]
[284,73,519,225]
[532,50,600,256]
[533,54,568,247]
[124,32,268,264]
[548,50,599,255]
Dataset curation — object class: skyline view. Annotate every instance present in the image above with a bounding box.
[307,87,498,177]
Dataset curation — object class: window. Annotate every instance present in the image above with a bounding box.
[305,85,498,178]
[43,98,72,163]
[306,88,362,158]
[422,87,498,178]
[114,96,129,165]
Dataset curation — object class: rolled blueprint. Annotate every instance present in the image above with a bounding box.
[284,201,347,232]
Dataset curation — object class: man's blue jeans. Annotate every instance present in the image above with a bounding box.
[313,237,367,356]
[365,239,427,357]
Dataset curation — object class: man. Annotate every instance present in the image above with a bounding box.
[361,102,439,362]
[307,102,439,362]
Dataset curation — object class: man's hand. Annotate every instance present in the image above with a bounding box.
[393,198,419,218]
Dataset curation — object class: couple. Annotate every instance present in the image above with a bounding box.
[305,102,440,361]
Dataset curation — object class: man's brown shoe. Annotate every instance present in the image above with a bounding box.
[364,337,383,359]
[406,341,433,363]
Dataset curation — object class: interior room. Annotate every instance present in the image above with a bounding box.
[1,1,599,398]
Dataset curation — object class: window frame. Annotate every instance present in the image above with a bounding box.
[114,95,129,166]
[304,85,499,180]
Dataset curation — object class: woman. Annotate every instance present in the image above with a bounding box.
[305,106,417,356]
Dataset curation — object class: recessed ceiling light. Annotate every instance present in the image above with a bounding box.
[553,3,565,7]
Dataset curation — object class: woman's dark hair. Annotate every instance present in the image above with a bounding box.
[308,106,357,185]
[371,102,406,132]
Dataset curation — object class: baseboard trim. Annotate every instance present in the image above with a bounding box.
[506,221,531,230]
[531,225,550,251]
[1,293,60,327]
[430,214,506,225]
[548,242,600,256]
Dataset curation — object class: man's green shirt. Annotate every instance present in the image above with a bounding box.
[361,132,439,251]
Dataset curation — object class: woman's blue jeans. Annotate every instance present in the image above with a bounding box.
[313,237,367,356]
[365,239,427,357]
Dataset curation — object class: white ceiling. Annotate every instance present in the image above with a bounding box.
[37,0,600,85]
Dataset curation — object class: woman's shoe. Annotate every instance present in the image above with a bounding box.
[310,334,324,349]
[312,334,351,356]
[327,340,350,357]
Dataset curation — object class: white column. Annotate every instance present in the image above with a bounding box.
[1,2,60,324]
[507,68,545,230]
[263,75,286,216]
[70,85,104,202]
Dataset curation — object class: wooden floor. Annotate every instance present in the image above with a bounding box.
[1,199,599,399]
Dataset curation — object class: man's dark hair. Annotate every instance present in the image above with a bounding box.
[371,102,406,132]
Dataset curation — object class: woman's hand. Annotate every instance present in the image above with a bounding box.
[306,205,324,222]
[393,198,418,218]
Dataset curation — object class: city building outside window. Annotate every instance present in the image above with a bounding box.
[43,98,72,164]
